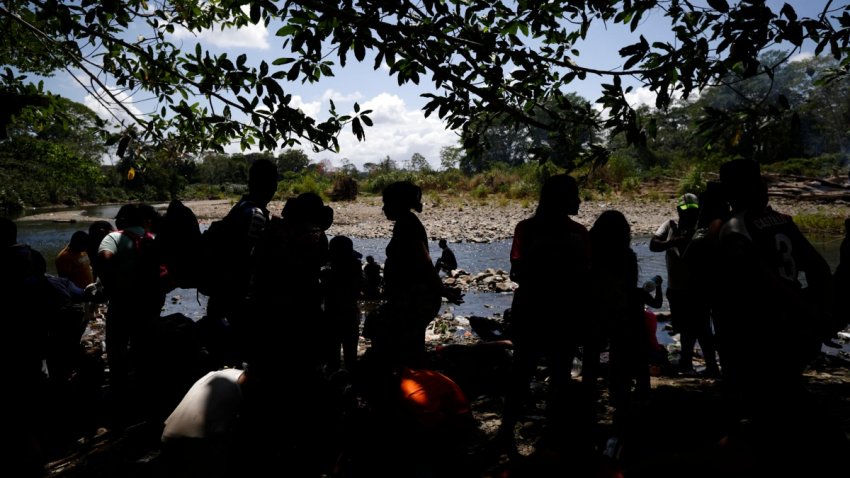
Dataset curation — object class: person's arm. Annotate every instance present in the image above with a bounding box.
[96,234,118,290]
[649,221,686,252]
[645,280,663,309]
[509,222,525,284]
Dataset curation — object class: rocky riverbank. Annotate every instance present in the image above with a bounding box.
[19,192,847,242]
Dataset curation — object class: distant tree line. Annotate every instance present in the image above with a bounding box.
[1,54,848,214]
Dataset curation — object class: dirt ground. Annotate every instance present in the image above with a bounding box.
[25,182,850,477]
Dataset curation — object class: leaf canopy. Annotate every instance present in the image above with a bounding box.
[1,0,848,164]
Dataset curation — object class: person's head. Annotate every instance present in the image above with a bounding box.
[282,192,334,233]
[248,158,278,206]
[438,239,447,249]
[590,210,631,252]
[69,231,89,252]
[382,181,423,220]
[536,174,580,218]
[88,220,114,250]
[329,235,361,263]
[366,255,375,264]
[696,181,730,228]
[676,193,700,228]
[139,204,161,233]
[719,159,764,212]
[89,220,114,237]
[114,204,145,230]
[1,217,17,247]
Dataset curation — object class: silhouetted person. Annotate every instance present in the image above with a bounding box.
[87,220,114,281]
[362,255,383,300]
[651,193,717,375]
[2,217,55,476]
[367,181,442,370]
[206,158,277,365]
[497,174,592,455]
[829,218,850,342]
[161,368,247,478]
[321,235,363,373]
[586,210,657,443]
[434,238,458,275]
[682,181,730,374]
[244,192,335,476]
[98,203,165,427]
[55,230,93,289]
[715,159,833,416]
[713,159,845,476]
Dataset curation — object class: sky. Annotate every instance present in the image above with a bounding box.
[38,1,832,169]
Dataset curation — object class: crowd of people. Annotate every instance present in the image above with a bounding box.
[4,158,848,477]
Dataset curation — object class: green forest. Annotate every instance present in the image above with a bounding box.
[2,52,847,217]
[3,1,850,220]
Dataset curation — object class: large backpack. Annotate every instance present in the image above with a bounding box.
[196,203,249,298]
[114,228,168,297]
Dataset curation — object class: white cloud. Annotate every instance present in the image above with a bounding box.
[83,86,144,127]
[789,51,814,63]
[623,86,693,109]
[624,86,661,108]
[289,95,321,118]
[170,6,270,49]
[321,89,363,103]
[316,92,458,169]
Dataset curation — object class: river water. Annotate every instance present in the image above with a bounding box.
[12,203,845,352]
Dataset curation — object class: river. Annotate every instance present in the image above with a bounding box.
[11,203,846,354]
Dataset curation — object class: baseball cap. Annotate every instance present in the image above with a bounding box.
[677,193,699,211]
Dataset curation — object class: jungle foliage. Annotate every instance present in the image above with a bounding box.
[2,2,850,211]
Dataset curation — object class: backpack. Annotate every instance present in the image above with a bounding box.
[196,202,251,298]
[157,200,203,289]
[116,228,168,296]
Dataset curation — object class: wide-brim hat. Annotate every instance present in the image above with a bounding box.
[282,193,333,231]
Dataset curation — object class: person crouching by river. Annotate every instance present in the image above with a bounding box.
[495,174,593,458]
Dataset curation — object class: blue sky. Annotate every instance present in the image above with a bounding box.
[39,1,832,169]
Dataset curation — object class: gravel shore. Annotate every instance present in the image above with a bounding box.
[17,194,847,242]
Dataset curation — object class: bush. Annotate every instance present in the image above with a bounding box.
[604,153,640,185]
[277,171,331,200]
[471,184,489,198]
[793,212,845,235]
[761,154,848,177]
[330,175,359,201]
[363,170,417,194]
[677,166,706,196]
